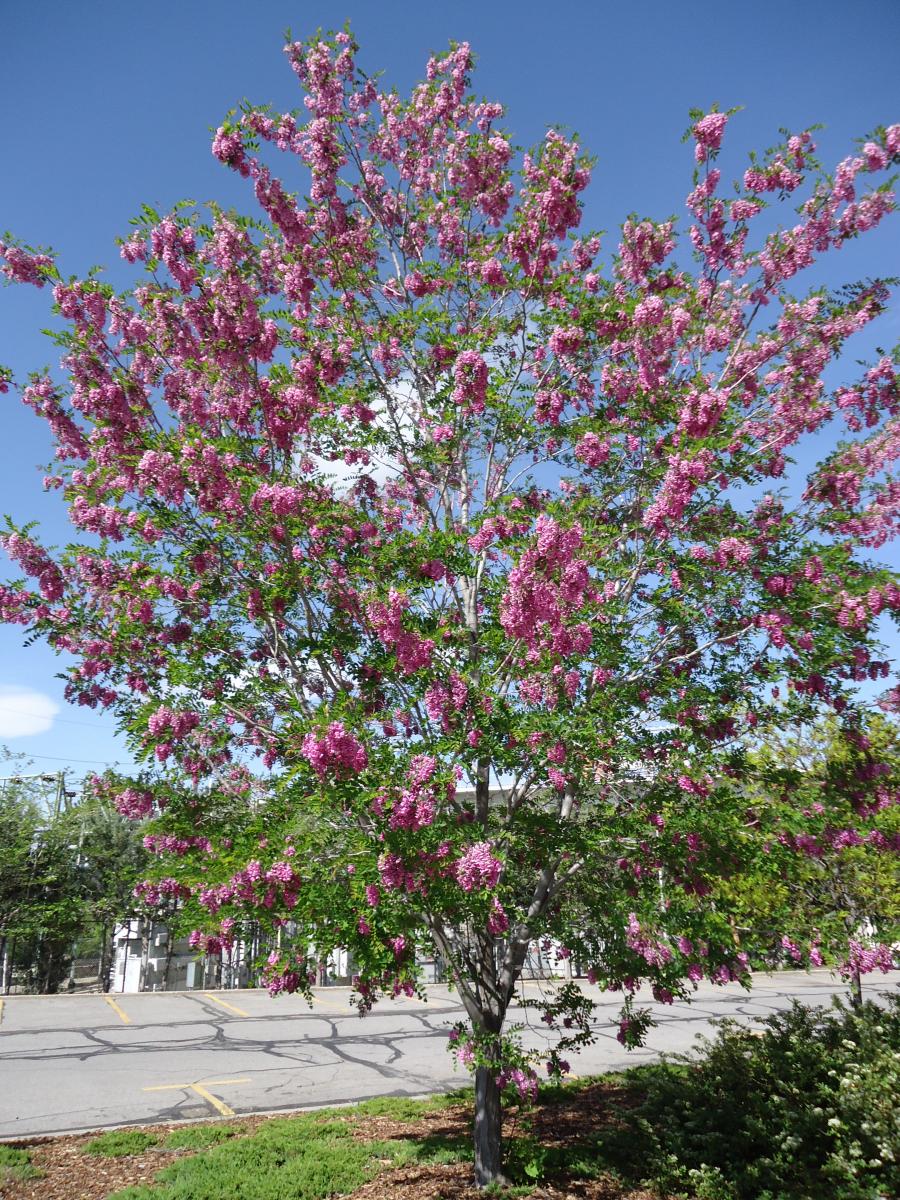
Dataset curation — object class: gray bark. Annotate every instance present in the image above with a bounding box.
[473,1059,505,1187]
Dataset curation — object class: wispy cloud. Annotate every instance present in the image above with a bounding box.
[0,686,59,738]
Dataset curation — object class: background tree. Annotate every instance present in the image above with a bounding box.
[719,712,900,1004]
[1,30,898,1184]
[73,785,150,991]
[0,752,148,992]
[0,760,82,993]
[0,751,45,991]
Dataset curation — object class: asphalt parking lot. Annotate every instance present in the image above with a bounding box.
[1,970,896,1138]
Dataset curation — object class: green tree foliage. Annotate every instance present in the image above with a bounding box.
[0,751,148,992]
[717,714,899,999]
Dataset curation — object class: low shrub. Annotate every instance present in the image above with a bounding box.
[623,994,900,1199]
[0,1145,42,1182]
[163,1123,242,1151]
[84,1129,160,1157]
[105,1102,466,1200]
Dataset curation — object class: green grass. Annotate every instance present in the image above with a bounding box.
[0,1144,43,1181]
[84,1129,160,1157]
[163,1123,244,1151]
[105,1096,469,1200]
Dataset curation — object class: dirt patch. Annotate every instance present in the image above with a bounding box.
[348,1162,658,1200]
[345,1086,657,1199]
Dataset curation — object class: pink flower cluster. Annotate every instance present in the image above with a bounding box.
[455,841,502,892]
[113,787,157,819]
[487,897,509,934]
[383,754,445,831]
[144,833,211,856]
[452,350,488,414]
[149,216,197,293]
[693,111,728,162]
[643,451,714,535]
[0,241,54,286]
[1,532,65,601]
[134,877,191,905]
[574,432,611,468]
[841,940,895,977]
[261,950,307,997]
[189,930,227,955]
[147,706,201,740]
[497,1066,538,1101]
[617,218,675,285]
[625,913,673,969]
[301,722,368,777]
[366,590,434,674]
[424,672,469,731]
[378,851,414,892]
[500,516,592,656]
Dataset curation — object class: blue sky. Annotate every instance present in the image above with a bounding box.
[1,0,898,777]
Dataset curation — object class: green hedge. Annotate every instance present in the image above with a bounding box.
[622,995,900,1199]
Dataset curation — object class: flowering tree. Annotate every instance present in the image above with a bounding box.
[2,30,899,1183]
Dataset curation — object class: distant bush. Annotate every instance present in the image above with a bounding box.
[627,995,900,1199]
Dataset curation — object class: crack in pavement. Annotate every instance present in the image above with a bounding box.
[3,976,893,1137]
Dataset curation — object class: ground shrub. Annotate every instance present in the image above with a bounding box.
[84,1129,160,1157]
[163,1123,243,1151]
[618,995,900,1199]
[104,1101,465,1200]
[0,1144,42,1182]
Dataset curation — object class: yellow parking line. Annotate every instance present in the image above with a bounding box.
[144,1078,251,1118]
[191,1084,236,1117]
[103,995,131,1024]
[202,992,250,1017]
[143,1078,251,1091]
[312,995,349,1010]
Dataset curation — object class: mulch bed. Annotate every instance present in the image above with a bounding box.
[0,1083,660,1200]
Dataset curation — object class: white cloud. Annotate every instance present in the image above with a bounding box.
[0,686,59,738]
[309,376,418,495]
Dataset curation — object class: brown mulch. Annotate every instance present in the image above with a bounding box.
[347,1163,655,1200]
[0,1083,659,1200]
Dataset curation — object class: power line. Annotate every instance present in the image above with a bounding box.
[2,750,139,767]
[0,702,114,730]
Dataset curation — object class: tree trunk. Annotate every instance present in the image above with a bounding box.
[162,933,174,990]
[848,965,863,1009]
[138,920,151,992]
[4,937,16,993]
[430,921,518,1188]
[473,1062,504,1188]
[97,926,111,992]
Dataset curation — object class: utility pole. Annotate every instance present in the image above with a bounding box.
[0,771,68,816]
